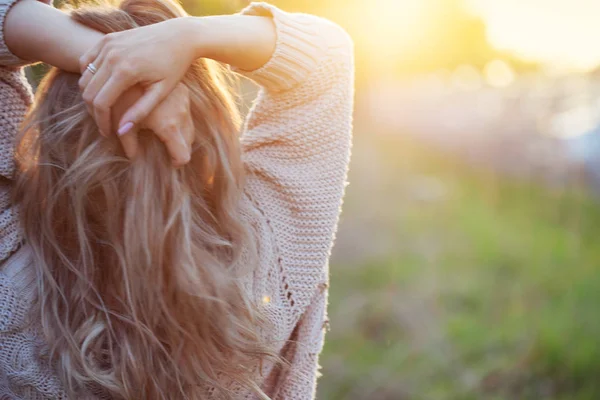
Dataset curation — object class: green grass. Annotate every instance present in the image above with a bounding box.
[318,132,600,399]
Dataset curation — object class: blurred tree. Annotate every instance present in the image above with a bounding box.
[181,0,240,16]
[419,0,535,73]
[399,0,493,72]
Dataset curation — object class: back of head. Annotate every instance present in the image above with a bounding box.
[15,0,273,398]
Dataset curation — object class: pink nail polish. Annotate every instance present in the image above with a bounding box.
[118,122,134,136]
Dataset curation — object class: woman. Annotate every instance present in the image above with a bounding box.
[0,0,353,398]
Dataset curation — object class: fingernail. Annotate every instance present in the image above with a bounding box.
[118,122,134,136]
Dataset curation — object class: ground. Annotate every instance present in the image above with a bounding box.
[318,124,600,400]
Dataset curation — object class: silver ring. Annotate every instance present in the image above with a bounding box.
[86,63,98,75]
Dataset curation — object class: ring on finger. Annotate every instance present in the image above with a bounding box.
[86,63,98,75]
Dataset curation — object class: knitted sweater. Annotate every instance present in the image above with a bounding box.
[0,2,354,399]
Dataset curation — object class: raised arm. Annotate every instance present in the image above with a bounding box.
[232,4,353,398]
[3,0,102,70]
[77,11,278,136]
[2,0,195,164]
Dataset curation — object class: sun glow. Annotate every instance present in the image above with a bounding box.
[344,0,600,73]
[364,0,429,49]
[342,0,430,68]
[466,0,600,71]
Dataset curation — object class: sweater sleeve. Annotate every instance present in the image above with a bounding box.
[271,289,329,400]
[0,0,53,67]
[237,2,354,316]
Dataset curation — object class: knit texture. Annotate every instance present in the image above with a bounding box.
[0,0,52,268]
[0,2,354,399]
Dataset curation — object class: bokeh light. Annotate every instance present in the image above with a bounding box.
[484,60,515,88]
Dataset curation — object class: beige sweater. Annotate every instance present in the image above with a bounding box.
[0,2,354,399]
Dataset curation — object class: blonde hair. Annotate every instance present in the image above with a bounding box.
[14,0,276,398]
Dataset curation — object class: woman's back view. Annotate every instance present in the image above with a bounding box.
[2,0,354,398]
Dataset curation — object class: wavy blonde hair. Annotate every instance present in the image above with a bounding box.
[14,0,276,398]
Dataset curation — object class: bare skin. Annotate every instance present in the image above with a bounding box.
[4,1,277,163]
[4,0,194,164]
[78,14,277,140]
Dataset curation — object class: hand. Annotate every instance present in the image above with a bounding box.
[110,83,194,166]
[78,18,196,137]
[141,83,194,166]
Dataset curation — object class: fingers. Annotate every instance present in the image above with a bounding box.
[182,113,195,150]
[171,84,194,150]
[153,119,191,167]
[119,82,170,130]
[119,120,189,165]
[81,57,112,136]
[95,73,139,137]
[166,130,191,167]
[80,45,139,136]
[131,83,194,166]
[78,34,189,165]
[79,68,93,90]
[79,35,106,74]
[78,69,94,117]
[120,83,192,166]
[80,66,111,136]
[118,126,140,160]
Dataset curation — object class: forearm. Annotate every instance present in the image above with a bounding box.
[183,15,276,72]
[5,0,102,72]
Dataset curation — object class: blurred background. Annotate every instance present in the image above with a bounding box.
[44,0,600,398]
[185,0,600,399]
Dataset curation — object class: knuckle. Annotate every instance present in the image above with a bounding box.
[82,92,93,105]
[115,63,134,79]
[79,55,88,68]
[133,112,147,124]
[92,98,107,111]
[164,120,180,134]
[104,51,118,66]
[123,63,135,77]
[177,108,188,119]
[132,107,148,122]
[101,34,113,46]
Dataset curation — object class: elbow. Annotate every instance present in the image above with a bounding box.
[321,18,354,71]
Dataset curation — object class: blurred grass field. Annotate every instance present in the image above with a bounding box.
[319,123,600,400]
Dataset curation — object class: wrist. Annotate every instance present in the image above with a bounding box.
[180,15,276,72]
[63,26,103,72]
[181,16,219,62]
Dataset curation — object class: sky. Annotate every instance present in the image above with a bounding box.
[465,0,600,71]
